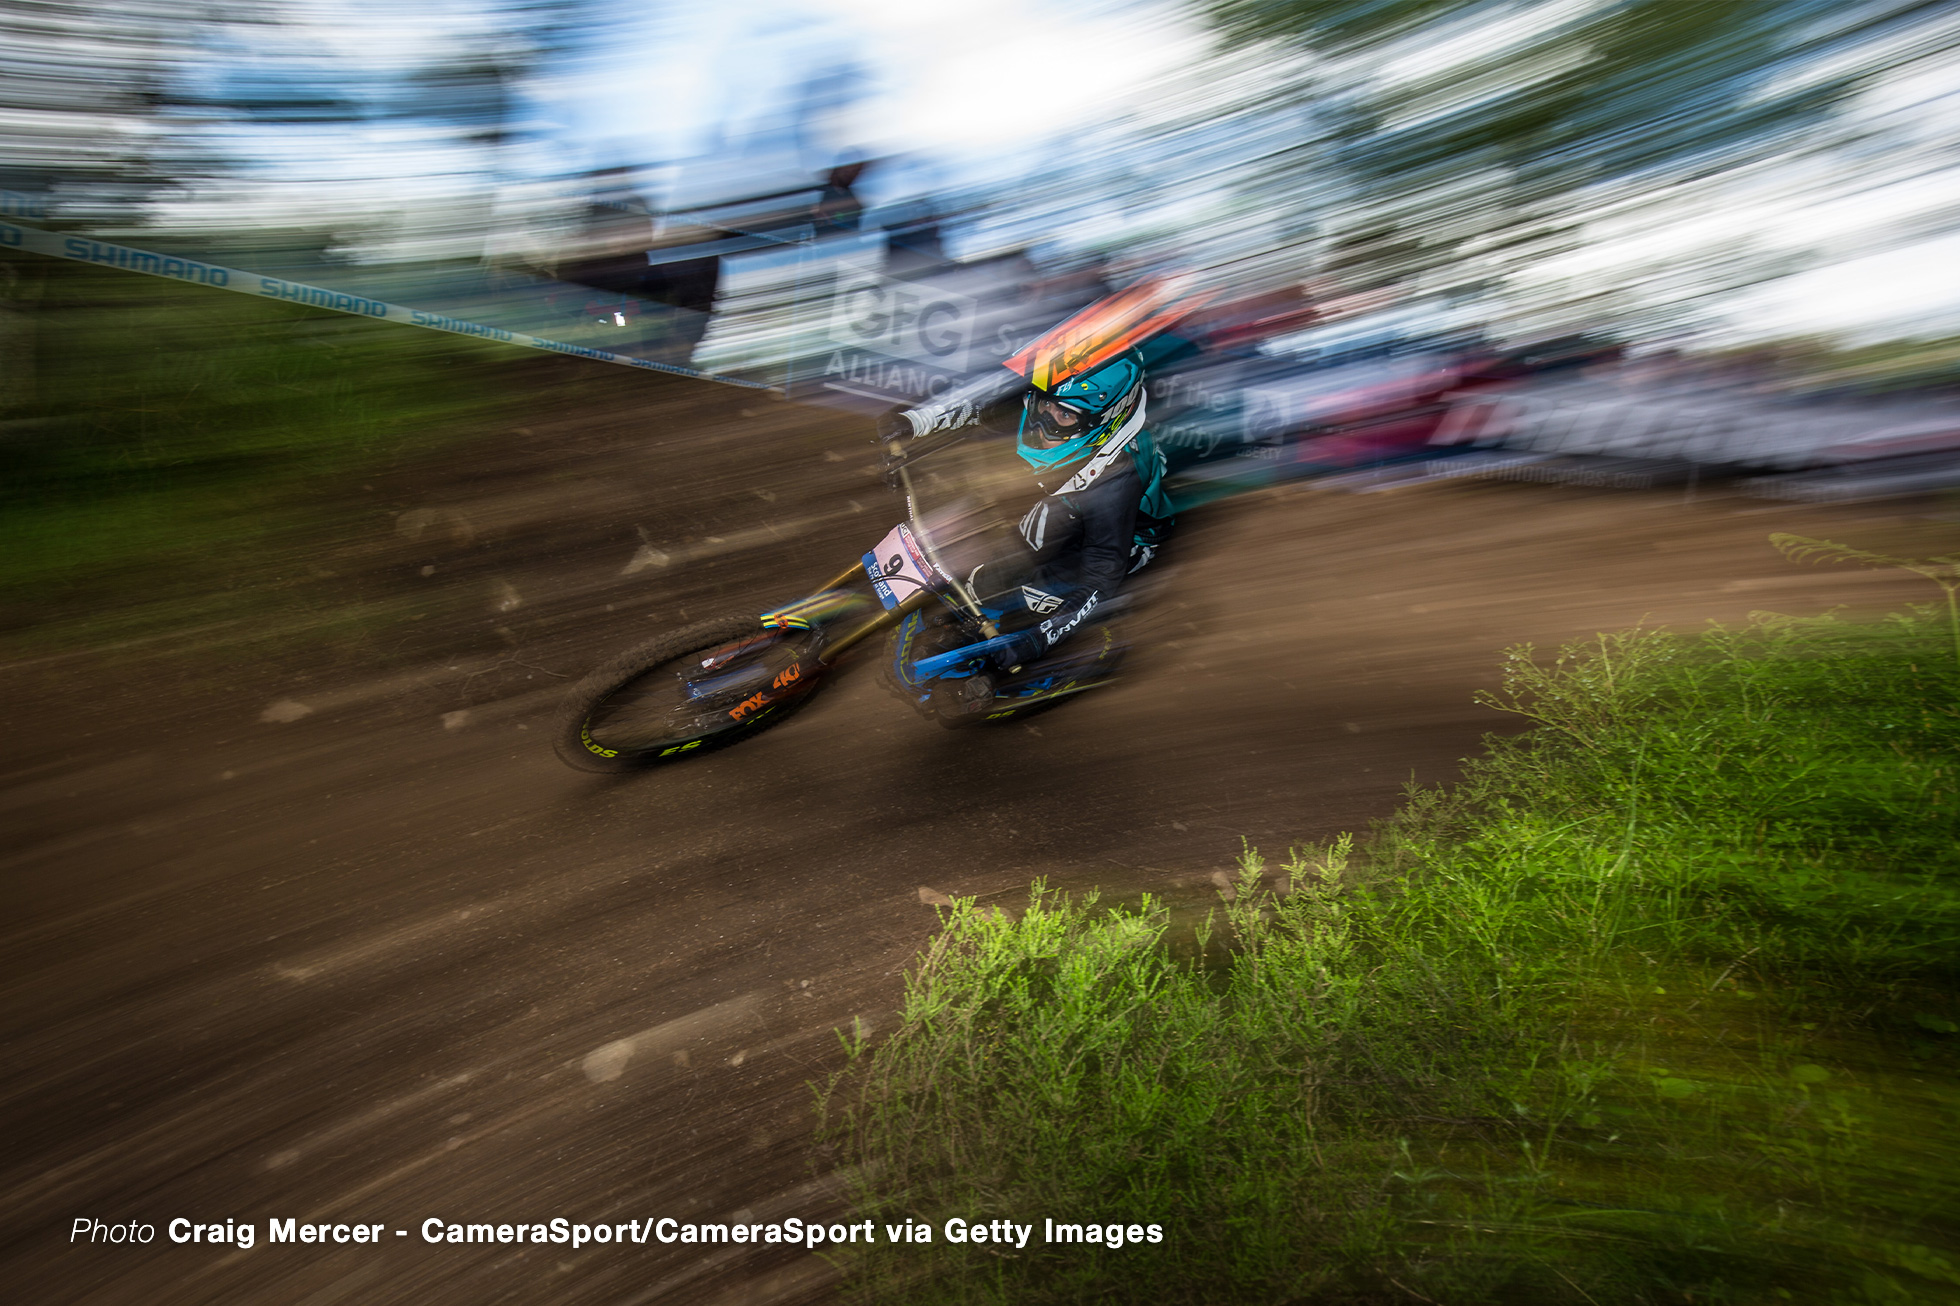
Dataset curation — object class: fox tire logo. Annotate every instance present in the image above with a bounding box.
[1021,586,1063,614]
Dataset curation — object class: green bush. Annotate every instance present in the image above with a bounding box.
[822,606,1960,1304]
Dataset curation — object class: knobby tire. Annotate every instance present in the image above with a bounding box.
[553,614,819,773]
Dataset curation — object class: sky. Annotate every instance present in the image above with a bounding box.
[30,0,1960,344]
[463,0,1960,341]
[526,0,1206,201]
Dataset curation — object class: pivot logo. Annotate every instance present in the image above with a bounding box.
[829,270,975,372]
[1038,590,1099,646]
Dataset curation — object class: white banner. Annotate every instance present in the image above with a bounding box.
[826,267,976,373]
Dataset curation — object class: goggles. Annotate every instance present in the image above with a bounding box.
[1023,391,1099,445]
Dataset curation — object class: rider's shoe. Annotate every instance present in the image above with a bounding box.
[983,625,1129,720]
[928,671,997,727]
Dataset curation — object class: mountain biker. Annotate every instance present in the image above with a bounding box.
[878,344,1175,677]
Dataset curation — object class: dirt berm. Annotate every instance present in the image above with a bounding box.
[0,363,1939,1305]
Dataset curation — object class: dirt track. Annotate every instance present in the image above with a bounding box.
[0,365,1943,1305]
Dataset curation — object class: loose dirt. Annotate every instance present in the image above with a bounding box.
[1,363,1945,1305]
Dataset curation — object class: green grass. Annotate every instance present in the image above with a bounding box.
[0,254,517,647]
[819,603,1960,1304]
[1717,332,1960,396]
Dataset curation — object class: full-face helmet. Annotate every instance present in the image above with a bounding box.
[1016,348,1146,471]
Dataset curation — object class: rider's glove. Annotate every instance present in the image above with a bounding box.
[991,627,1047,671]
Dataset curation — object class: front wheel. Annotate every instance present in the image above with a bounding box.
[553,614,824,772]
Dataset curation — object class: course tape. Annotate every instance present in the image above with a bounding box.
[0,216,776,391]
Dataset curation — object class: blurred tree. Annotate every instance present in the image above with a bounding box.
[0,0,190,222]
[1206,0,1958,330]
[0,0,591,249]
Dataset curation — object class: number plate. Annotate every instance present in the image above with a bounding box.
[861,522,940,610]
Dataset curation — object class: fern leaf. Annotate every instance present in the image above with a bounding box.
[1768,533,1909,570]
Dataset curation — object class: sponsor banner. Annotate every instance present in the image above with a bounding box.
[810,346,966,410]
[1429,381,1960,471]
[827,268,977,373]
[1240,355,1448,441]
[0,217,774,391]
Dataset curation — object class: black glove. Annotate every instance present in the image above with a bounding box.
[991,626,1047,671]
[875,406,914,444]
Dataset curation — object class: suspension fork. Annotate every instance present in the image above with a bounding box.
[816,587,935,666]
[813,560,868,594]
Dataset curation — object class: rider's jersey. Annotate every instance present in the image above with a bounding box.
[897,369,1173,658]
[1015,446,1152,653]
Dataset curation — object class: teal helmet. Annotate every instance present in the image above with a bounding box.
[1015,348,1146,471]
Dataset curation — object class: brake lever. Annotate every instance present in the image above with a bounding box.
[880,438,907,491]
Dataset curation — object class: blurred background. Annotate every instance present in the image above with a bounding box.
[6,10,1960,1305]
[5,0,1960,561]
[8,0,1960,330]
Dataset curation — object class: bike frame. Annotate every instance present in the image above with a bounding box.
[800,429,1003,668]
[816,584,934,665]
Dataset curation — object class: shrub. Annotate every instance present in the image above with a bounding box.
[822,607,1960,1304]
